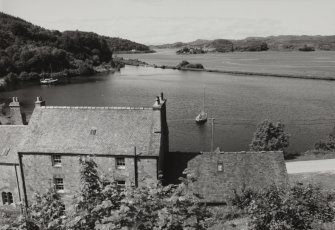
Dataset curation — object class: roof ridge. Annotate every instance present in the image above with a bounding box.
[0,125,27,127]
[41,106,152,110]
[201,151,283,154]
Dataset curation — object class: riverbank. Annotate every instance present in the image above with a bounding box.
[121,57,335,81]
[0,63,117,92]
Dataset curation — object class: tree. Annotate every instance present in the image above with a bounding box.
[65,156,103,230]
[95,170,215,230]
[17,188,65,230]
[249,120,289,152]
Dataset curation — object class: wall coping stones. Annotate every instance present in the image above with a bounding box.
[41,106,152,110]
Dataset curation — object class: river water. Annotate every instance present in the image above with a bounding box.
[1,52,335,153]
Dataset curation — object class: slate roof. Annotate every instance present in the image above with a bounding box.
[0,125,27,163]
[20,106,162,156]
[188,151,288,203]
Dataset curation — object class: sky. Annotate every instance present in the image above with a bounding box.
[1,0,335,45]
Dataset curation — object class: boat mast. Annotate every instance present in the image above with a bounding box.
[202,87,205,112]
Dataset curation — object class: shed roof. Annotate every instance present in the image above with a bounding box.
[188,151,288,203]
[19,106,162,156]
[0,125,27,164]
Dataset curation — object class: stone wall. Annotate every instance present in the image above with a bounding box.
[0,165,22,207]
[20,154,158,206]
[164,152,200,185]
[187,151,288,203]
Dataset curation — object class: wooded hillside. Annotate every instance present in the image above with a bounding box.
[0,12,151,83]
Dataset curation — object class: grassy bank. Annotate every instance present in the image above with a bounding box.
[121,57,335,81]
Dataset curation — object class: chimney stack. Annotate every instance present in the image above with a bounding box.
[35,96,46,108]
[153,96,161,110]
[9,97,24,125]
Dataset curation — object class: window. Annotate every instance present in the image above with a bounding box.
[60,204,66,216]
[54,178,64,192]
[52,155,62,167]
[116,157,125,169]
[90,128,97,135]
[116,180,126,187]
[217,162,223,172]
[2,192,13,205]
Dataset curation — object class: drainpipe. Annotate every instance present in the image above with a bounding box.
[18,153,28,213]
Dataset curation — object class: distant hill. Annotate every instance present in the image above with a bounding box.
[154,35,335,52]
[0,12,151,84]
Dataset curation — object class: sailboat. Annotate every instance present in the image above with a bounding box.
[40,64,58,85]
[195,88,208,124]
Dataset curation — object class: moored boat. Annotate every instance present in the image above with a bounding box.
[195,111,208,123]
[195,87,208,124]
[40,78,58,84]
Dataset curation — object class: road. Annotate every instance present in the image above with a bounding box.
[286,158,335,174]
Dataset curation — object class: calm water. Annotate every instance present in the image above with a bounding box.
[121,49,335,79]
[1,58,335,153]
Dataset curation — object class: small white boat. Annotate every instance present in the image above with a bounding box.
[195,110,208,124]
[195,87,208,124]
[40,78,58,84]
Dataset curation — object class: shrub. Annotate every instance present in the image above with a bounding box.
[248,183,335,230]
[15,188,65,230]
[4,73,18,84]
[185,63,204,69]
[176,60,190,68]
[230,186,259,210]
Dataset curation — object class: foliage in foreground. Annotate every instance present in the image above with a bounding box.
[15,188,65,230]
[231,183,335,230]
[13,156,214,230]
[11,156,335,230]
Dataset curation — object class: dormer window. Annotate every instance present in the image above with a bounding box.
[90,128,97,135]
[217,161,223,172]
[52,155,62,167]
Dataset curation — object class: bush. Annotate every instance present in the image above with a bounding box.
[248,183,335,230]
[4,73,18,84]
[185,63,204,69]
[176,60,190,69]
[176,61,204,69]
[230,186,259,210]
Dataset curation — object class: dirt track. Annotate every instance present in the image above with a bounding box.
[286,159,335,174]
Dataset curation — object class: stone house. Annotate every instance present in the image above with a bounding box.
[0,93,288,209]
[0,98,28,207]
[0,94,169,207]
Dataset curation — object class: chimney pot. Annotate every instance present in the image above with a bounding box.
[156,96,160,104]
[35,96,46,107]
[161,92,164,100]
[9,96,23,125]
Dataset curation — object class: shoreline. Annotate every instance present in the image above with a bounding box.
[0,65,117,92]
[123,60,335,81]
